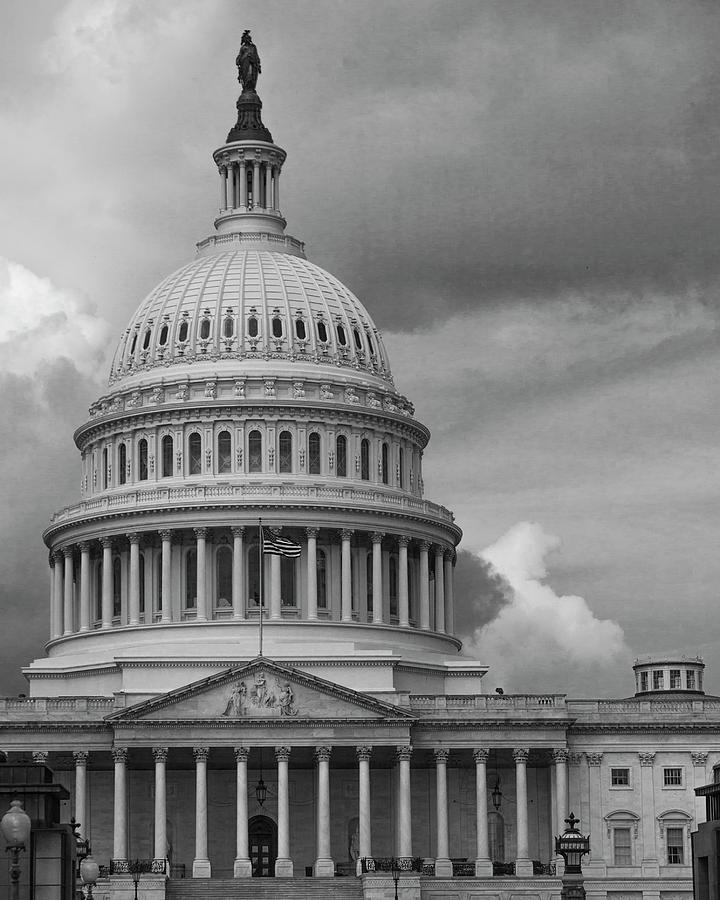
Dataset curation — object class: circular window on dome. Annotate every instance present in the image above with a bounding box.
[317,321,328,343]
[158,324,169,346]
[272,317,283,339]
[223,316,234,339]
[295,319,306,340]
[248,316,259,338]
[178,321,189,343]
[336,324,347,346]
[199,318,211,340]
[142,328,151,351]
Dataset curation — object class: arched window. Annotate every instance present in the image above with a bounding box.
[360,439,370,481]
[366,330,375,355]
[317,321,328,342]
[281,556,296,606]
[95,563,102,622]
[308,432,321,475]
[199,318,211,340]
[159,324,169,346]
[381,442,389,485]
[185,549,197,609]
[216,546,232,608]
[223,316,234,338]
[142,328,151,350]
[217,430,232,474]
[129,332,138,355]
[139,553,145,615]
[272,317,283,338]
[295,319,306,340]
[112,557,121,618]
[248,430,262,473]
[366,551,373,608]
[161,435,173,478]
[279,431,292,473]
[138,438,148,481]
[353,328,363,350]
[118,443,127,485]
[103,447,108,489]
[189,432,202,475]
[399,447,405,488]
[178,320,189,342]
[336,324,347,346]
[248,541,260,606]
[317,549,327,610]
[336,435,347,478]
[389,555,398,617]
[248,316,259,338]
[489,812,505,862]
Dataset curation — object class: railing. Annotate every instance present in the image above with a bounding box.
[493,862,515,876]
[410,694,565,710]
[360,857,424,873]
[109,858,166,875]
[452,862,476,876]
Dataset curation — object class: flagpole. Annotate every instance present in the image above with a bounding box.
[258,516,264,657]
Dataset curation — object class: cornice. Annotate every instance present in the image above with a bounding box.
[570,723,720,734]
[111,717,412,729]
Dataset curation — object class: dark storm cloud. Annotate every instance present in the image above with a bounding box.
[452,549,512,640]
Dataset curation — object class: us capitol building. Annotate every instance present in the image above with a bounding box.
[0,34,717,900]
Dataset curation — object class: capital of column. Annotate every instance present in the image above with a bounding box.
[231,526,245,538]
[356,746,373,762]
[443,548,454,560]
[692,752,709,766]
[473,748,489,763]
[77,541,91,554]
[434,748,450,763]
[52,549,63,563]
[32,751,49,764]
[512,748,530,763]
[340,529,354,542]
[370,532,384,545]
[314,746,332,763]
[193,528,208,540]
[193,746,210,762]
[48,552,56,568]
[234,746,250,762]
[158,529,173,541]
[638,751,656,766]
[62,546,74,559]
[152,747,169,763]
[551,748,570,764]
[418,540,431,552]
[305,527,320,539]
[112,747,128,764]
[275,746,291,762]
[397,535,410,548]
[73,750,89,764]
[568,752,583,766]
[433,543,445,556]
[127,532,140,545]
[396,744,413,762]
[99,536,113,549]
[586,752,603,766]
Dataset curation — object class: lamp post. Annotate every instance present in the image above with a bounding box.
[129,858,143,900]
[79,856,100,899]
[555,812,590,900]
[0,799,32,900]
[391,857,400,900]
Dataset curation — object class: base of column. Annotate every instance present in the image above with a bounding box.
[314,857,335,877]
[275,857,293,876]
[192,858,212,878]
[434,857,452,877]
[515,858,533,876]
[233,857,252,877]
[474,858,493,876]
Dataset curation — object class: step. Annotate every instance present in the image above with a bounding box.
[166,876,364,900]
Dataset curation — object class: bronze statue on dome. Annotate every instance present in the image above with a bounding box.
[237,30,261,93]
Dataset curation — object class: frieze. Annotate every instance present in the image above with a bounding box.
[221,672,299,718]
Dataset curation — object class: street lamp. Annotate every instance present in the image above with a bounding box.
[555,812,591,900]
[79,855,100,899]
[390,857,400,900]
[0,799,32,900]
[129,858,144,900]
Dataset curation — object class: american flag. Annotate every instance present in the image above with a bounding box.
[262,528,301,558]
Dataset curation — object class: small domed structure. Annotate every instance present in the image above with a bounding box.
[633,655,705,696]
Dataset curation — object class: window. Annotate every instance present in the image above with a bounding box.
[360,439,370,481]
[666,827,684,865]
[248,316,259,338]
[366,330,375,355]
[103,447,108,489]
[185,550,197,609]
[248,430,262,473]
[640,671,648,691]
[281,556,296,606]
[279,431,292,473]
[161,435,173,478]
[613,827,632,865]
[223,316,234,338]
[399,447,405,487]
[336,324,347,346]
[139,553,145,615]
[389,555,398,617]
[142,328,151,350]
[317,321,328,342]
[217,430,232,474]
[381,442,389,485]
[138,438,148,481]
[189,432,202,475]
[653,670,664,690]
[112,557,121,618]
[664,768,683,787]
[317,549,327,610]
[216,546,232,608]
[129,332,138,355]
[159,323,169,345]
[178,320,189,342]
[611,768,630,787]
[118,443,127,485]
[353,327,363,350]
[687,669,696,690]
[200,318,211,340]
[308,432,321,475]
[336,435,347,478]
[670,669,681,689]
[272,317,283,338]
[295,318,306,340]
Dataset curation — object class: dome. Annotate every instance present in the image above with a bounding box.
[109,249,393,390]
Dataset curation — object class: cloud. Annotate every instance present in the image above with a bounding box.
[465,522,629,693]
[453,549,512,638]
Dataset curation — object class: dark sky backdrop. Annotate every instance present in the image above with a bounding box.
[0,0,719,696]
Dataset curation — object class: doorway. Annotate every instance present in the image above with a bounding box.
[249,815,277,877]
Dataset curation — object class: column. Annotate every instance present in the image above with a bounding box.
[231,527,245,620]
[371,533,384,624]
[434,749,451,876]
[692,752,709,825]
[194,528,208,621]
[128,533,140,626]
[275,746,293,875]
[192,747,211,878]
[273,167,280,209]
[63,546,74,635]
[434,546,445,634]
[357,746,372,872]
[112,747,128,865]
[341,530,353,621]
[239,160,247,207]
[397,745,413,858]
[553,749,569,844]
[227,163,236,209]
[159,530,172,623]
[398,536,410,627]
[233,747,252,877]
[513,748,532,875]
[585,752,605,871]
[270,552,281,619]
[418,541,430,630]
[314,746,334,876]
[639,751,659,875]
[263,163,271,209]
[51,552,64,639]
[219,166,227,210]
[153,747,168,866]
[473,749,492,875]
[101,538,113,628]
[74,751,89,840]
[78,542,91,632]
[306,527,319,620]
[252,160,260,208]
[444,550,454,634]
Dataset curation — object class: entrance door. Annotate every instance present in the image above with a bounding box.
[249,815,277,877]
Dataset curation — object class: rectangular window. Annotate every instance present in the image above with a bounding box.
[613,827,632,866]
[670,669,681,689]
[653,670,664,690]
[611,768,630,787]
[664,767,683,787]
[666,827,684,864]
[687,669,696,690]
[640,671,648,691]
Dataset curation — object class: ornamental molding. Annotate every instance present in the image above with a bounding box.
[638,751,656,766]
[691,752,709,765]
[569,724,720,734]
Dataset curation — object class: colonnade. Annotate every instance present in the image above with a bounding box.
[218,159,281,212]
[48,527,456,639]
[40,744,570,879]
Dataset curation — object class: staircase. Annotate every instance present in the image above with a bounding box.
[166,876,365,900]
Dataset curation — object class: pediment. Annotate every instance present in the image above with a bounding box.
[107,657,415,723]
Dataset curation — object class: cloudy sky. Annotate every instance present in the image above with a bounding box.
[0,0,719,697]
